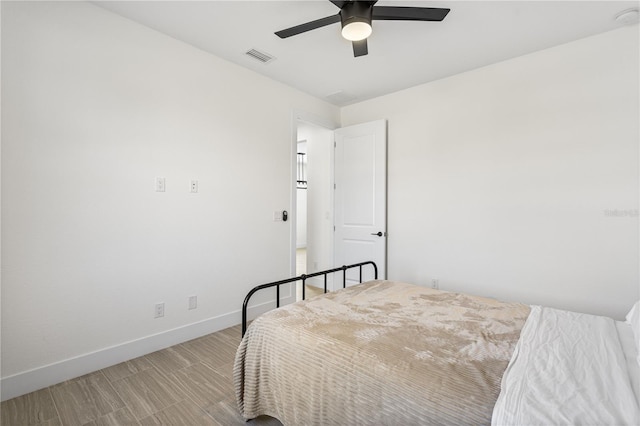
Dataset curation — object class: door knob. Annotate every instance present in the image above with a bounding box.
[371,231,383,237]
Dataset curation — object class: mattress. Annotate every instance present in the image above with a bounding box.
[492,305,640,425]
[617,320,640,407]
[234,280,530,425]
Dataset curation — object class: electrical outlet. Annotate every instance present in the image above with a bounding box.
[155,303,165,318]
[188,295,197,310]
[431,279,439,290]
[155,177,166,192]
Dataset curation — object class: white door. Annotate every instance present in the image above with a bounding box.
[334,119,387,287]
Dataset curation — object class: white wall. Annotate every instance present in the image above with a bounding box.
[0,0,338,399]
[342,26,639,320]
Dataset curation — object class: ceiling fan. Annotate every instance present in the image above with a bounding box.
[275,1,450,57]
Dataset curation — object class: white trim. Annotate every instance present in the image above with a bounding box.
[0,296,292,401]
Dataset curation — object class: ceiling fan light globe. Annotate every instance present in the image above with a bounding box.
[341,22,372,41]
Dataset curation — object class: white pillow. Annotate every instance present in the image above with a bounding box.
[625,300,640,366]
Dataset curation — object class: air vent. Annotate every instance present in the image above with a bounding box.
[325,90,357,106]
[245,48,275,64]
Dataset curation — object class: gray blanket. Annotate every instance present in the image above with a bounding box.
[234,280,530,425]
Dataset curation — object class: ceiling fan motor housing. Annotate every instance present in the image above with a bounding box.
[340,1,374,30]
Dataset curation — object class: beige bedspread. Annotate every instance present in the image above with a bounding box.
[234,280,530,425]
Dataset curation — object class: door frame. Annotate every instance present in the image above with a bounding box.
[289,110,339,280]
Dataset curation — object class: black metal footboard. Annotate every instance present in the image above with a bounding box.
[242,261,378,336]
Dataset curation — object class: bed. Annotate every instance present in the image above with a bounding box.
[234,264,640,425]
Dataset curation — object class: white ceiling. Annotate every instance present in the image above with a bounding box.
[94,1,639,106]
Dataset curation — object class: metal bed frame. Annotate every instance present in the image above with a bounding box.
[242,261,378,336]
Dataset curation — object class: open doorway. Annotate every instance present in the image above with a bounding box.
[295,120,334,299]
[295,139,308,276]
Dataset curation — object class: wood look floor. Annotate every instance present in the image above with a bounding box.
[1,325,282,426]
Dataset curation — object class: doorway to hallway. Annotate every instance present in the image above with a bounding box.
[294,120,334,299]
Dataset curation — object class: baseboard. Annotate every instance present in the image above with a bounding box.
[0,295,293,401]
[305,276,324,288]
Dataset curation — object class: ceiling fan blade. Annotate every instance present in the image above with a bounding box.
[352,39,368,57]
[275,14,341,38]
[372,6,450,21]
